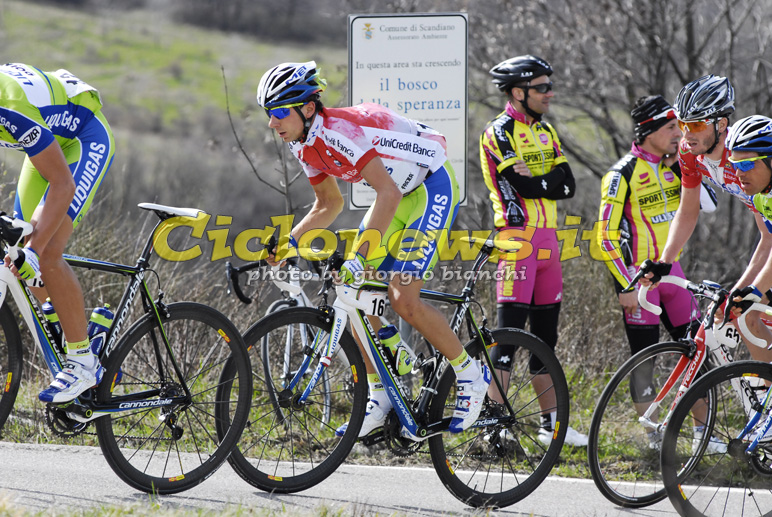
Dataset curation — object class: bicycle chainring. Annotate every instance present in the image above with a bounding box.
[45,404,92,438]
[384,412,423,457]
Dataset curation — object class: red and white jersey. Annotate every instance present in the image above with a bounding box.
[678,140,754,210]
[289,103,447,193]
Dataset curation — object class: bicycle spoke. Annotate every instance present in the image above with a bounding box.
[95,303,251,494]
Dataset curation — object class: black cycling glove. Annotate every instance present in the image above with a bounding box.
[638,259,672,284]
[721,285,762,328]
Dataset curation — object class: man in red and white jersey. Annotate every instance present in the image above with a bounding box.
[257,61,490,438]
[641,75,772,363]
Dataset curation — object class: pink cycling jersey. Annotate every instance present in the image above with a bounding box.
[289,103,447,193]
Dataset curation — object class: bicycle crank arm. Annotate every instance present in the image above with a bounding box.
[48,401,108,423]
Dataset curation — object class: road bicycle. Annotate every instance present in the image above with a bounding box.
[659,359,772,517]
[220,237,569,508]
[660,307,772,517]
[0,203,252,494]
[587,274,764,508]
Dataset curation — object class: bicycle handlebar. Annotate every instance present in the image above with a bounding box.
[0,213,43,287]
[638,275,770,349]
[335,283,376,311]
[225,260,263,304]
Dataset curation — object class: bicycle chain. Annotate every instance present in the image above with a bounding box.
[383,413,425,457]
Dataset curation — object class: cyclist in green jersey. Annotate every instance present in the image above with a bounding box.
[0,63,115,403]
[723,115,772,348]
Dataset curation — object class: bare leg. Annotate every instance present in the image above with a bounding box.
[388,274,463,360]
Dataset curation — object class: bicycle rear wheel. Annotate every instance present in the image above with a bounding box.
[428,327,569,508]
[226,307,367,493]
[661,361,772,517]
[588,341,713,508]
[0,303,23,433]
[95,302,252,494]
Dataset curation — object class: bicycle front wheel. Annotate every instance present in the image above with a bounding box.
[588,341,711,508]
[428,327,569,508]
[95,302,252,494]
[0,303,23,433]
[661,361,772,517]
[260,300,332,426]
[226,307,367,493]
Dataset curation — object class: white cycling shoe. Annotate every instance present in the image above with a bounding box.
[693,427,727,455]
[39,356,104,404]
[335,399,390,438]
[538,425,589,447]
[647,430,663,451]
[449,363,491,433]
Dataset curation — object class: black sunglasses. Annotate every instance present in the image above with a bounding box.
[521,82,553,94]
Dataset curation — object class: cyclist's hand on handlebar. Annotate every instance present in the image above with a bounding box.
[5,247,40,280]
[721,285,763,328]
[638,259,672,287]
[266,234,296,267]
[335,253,366,285]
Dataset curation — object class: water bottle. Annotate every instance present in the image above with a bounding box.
[88,304,114,355]
[41,298,61,344]
[377,324,416,376]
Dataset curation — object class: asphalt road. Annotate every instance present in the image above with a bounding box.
[0,441,681,516]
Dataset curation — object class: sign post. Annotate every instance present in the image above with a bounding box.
[347,13,468,209]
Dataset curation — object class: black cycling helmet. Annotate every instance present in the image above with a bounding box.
[490,55,553,121]
[674,74,735,122]
[489,55,553,92]
[674,74,735,155]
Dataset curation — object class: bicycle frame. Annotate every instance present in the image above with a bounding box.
[286,239,512,441]
[635,275,767,433]
[0,203,205,423]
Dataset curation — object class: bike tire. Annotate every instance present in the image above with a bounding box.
[95,302,252,494]
[661,360,772,517]
[587,340,714,508]
[428,327,569,508]
[260,300,332,425]
[225,307,367,493]
[0,303,23,433]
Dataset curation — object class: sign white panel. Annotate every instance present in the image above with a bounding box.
[348,13,468,209]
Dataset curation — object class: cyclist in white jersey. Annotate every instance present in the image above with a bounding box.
[641,75,772,362]
[257,61,491,436]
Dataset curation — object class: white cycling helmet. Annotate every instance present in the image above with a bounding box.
[256,61,327,109]
[726,115,772,153]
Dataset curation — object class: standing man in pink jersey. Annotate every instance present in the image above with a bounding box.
[479,55,583,446]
